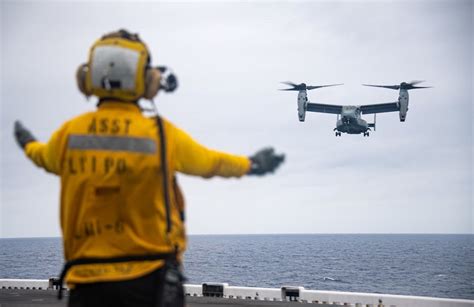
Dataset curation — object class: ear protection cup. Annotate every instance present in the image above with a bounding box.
[76,63,91,96]
[144,68,161,100]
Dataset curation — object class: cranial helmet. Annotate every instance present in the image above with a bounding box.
[76,29,162,101]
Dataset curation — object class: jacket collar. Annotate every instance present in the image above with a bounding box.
[98,100,141,113]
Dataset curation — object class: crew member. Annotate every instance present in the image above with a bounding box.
[13,29,284,307]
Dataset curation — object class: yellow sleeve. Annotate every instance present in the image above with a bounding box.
[24,124,68,175]
[170,122,251,178]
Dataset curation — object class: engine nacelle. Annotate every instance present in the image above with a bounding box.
[398,89,409,122]
[297,90,307,122]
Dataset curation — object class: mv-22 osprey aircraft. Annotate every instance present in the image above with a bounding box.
[281,81,430,136]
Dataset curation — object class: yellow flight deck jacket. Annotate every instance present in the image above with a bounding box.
[25,101,251,285]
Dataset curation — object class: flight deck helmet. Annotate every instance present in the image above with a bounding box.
[76,29,161,101]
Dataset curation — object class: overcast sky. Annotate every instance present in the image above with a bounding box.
[1,0,472,238]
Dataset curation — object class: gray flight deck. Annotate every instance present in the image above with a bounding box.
[1,279,473,307]
[0,289,339,307]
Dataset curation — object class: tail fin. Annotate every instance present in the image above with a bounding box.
[368,113,376,131]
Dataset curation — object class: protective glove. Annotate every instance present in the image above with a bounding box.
[157,66,178,93]
[14,120,37,149]
[248,147,285,176]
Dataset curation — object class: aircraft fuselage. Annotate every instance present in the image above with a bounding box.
[335,106,370,135]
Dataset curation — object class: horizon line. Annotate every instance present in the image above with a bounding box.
[1,232,473,239]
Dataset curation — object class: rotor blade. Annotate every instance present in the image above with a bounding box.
[403,80,431,89]
[281,81,298,87]
[409,80,425,86]
[363,84,400,90]
[279,81,303,91]
[279,81,307,91]
[407,85,432,89]
[306,84,343,90]
[279,88,300,91]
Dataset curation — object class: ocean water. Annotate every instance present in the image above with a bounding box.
[0,234,473,300]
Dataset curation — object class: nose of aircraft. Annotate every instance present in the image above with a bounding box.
[342,109,356,118]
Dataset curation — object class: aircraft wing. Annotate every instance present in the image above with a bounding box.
[306,103,343,114]
[360,102,399,114]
